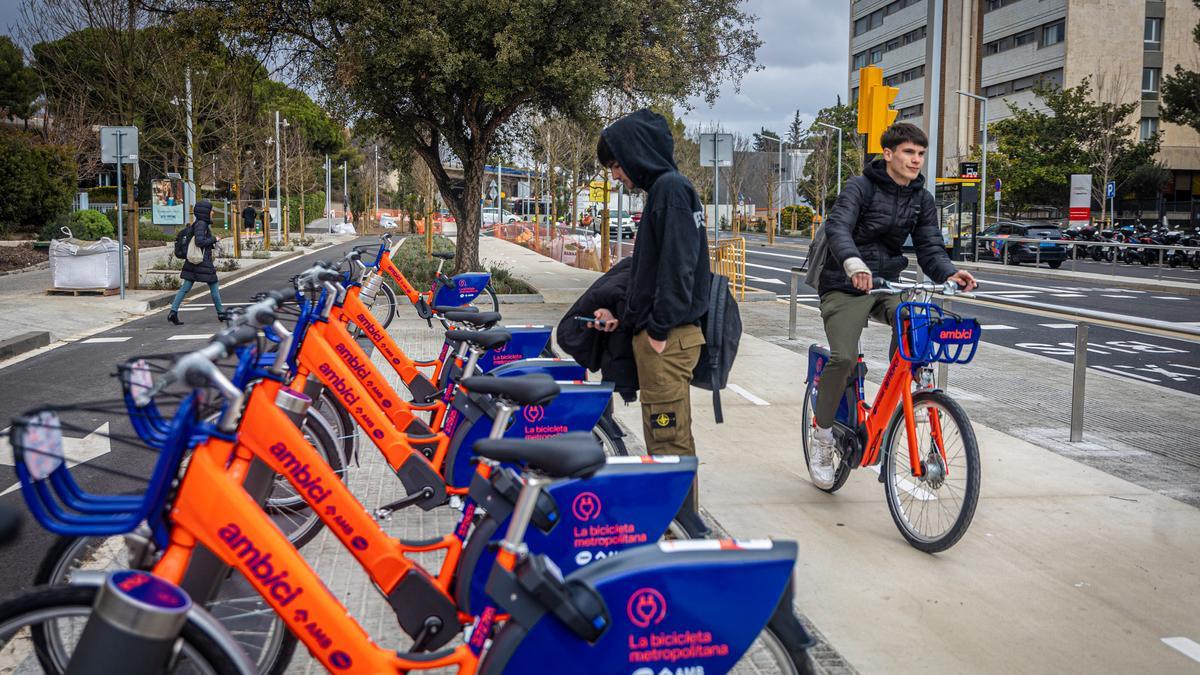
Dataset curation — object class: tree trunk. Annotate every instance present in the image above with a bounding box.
[446,154,484,274]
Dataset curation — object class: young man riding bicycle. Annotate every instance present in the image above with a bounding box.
[808,122,977,485]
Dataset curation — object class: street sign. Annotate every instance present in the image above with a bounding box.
[1106,181,1116,198]
[486,180,498,201]
[994,178,1002,191]
[1069,174,1092,224]
[99,126,138,164]
[699,133,733,167]
[959,161,979,179]
[589,181,606,203]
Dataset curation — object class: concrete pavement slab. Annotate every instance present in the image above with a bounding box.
[612,329,1200,674]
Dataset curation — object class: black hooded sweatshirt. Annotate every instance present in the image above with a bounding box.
[600,109,711,341]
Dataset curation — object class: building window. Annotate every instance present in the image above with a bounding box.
[1041,20,1065,47]
[985,0,1021,12]
[1013,29,1036,47]
[853,51,869,69]
[899,104,924,120]
[985,82,1010,98]
[851,87,859,105]
[1139,117,1159,141]
[870,47,884,63]
[1142,67,1160,98]
[1144,17,1162,50]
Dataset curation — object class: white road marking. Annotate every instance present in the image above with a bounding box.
[177,306,206,312]
[1051,293,1086,298]
[166,334,212,341]
[746,249,808,262]
[746,274,786,286]
[745,261,794,274]
[80,337,130,344]
[1101,294,1137,299]
[728,383,770,406]
[1091,365,1159,383]
[1039,323,1077,329]
[981,324,1017,330]
[867,465,936,501]
[1153,296,1187,300]
[0,423,112,496]
[1162,637,1200,664]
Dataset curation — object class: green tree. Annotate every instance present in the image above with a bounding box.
[753,128,780,153]
[0,128,77,234]
[0,37,39,121]
[785,110,805,147]
[797,102,862,215]
[1160,0,1200,134]
[202,0,761,272]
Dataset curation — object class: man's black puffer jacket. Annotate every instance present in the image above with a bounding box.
[556,258,638,402]
[819,159,956,296]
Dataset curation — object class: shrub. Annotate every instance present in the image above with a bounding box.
[152,255,185,271]
[86,186,119,203]
[144,275,182,290]
[138,225,172,241]
[68,209,116,240]
[0,128,76,235]
[781,204,814,232]
[484,261,536,294]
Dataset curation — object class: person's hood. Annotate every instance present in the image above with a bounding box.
[864,158,926,194]
[193,199,213,221]
[600,109,677,192]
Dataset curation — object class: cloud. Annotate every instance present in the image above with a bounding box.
[678,0,850,136]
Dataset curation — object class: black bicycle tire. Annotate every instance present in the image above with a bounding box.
[375,282,398,329]
[800,380,852,493]
[594,405,629,457]
[31,538,297,675]
[477,284,500,313]
[315,389,357,465]
[6,584,246,675]
[880,390,980,553]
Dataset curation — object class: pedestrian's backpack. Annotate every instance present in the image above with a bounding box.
[692,273,742,424]
[173,224,194,260]
[803,178,875,293]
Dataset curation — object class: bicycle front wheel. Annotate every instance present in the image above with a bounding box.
[2,585,245,675]
[881,390,980,553]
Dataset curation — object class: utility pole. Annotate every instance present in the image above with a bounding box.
[817,122,844,198]
[712,133,719,244]
[956,90,988,228]
[924,0,945,197]
[184,67,195,218]
[324,154,332,232]
[263,140,271,251]
[281,118,290,243]
[374,144,380,226]
[342,160,348,225]
[273,111,282,245]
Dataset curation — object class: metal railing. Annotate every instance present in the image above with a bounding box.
[972,235,1200,279]
[786,267,1200,442]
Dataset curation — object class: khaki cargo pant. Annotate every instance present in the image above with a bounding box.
[815,290,902,428]
[632,324,705,457]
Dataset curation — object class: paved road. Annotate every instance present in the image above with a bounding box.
[738,237,1200,396]
[0,238,368,597]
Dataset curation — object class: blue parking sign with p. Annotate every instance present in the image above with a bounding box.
[1106,181,1115,198]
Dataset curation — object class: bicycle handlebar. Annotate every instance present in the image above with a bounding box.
[869,278,974,297]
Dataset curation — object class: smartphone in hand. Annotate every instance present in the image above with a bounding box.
[574,315,609,328]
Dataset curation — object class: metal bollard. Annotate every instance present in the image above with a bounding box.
[1069,323,1088,443]
[1111,242,1119,275]
[65,571,192,675]
[788,266,801,341]
[1157,248,1164,280]
[1035,242,1041,268]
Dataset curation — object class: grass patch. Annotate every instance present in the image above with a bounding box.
[152,255,185,271]
[388,235,535,294]
[484,260,536,294]
[217,259,241,272]
[144,275,182,290]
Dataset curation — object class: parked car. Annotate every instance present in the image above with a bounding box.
[589,210,636,239]
[977,221,1068,268]
[482,207,519,225]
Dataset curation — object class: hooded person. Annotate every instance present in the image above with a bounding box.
[167,199,227,325]
[590,108,712,536]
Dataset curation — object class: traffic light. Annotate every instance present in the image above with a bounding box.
[867,84,899,154]
[857,66,881,134]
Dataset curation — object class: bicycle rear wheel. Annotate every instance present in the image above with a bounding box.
[3,585,244,675]
[800,380,852,493]
[881,390,980,553]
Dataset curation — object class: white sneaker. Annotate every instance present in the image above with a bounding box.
[809,426,837,487]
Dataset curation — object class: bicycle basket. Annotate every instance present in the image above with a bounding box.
[928,315,982,364]
[895,302,942,363]
[10,395,201,537]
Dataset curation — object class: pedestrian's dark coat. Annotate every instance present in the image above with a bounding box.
[241,205,256,226]
[819,158,957,296]
[181,200,219,284]
[556,258,638,402]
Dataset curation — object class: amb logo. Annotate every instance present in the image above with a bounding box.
[627,587,667,628]
[631,668,706,675]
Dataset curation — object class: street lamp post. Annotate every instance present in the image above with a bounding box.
[342,160,348,225]
[273,111,282,246]
[760,133,785,241]
[956,90,988,225]
[816,122,844,198]
[281,118,290,243]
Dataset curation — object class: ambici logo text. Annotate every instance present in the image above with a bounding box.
[939,328,974,340]
[218,523,304,606]
[627,588,667,628]
[572,491,602,521]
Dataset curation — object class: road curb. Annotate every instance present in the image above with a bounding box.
[953,260,1200,296]
[743,288,782,302]
[0,331,51,360]
[498,293,544,304]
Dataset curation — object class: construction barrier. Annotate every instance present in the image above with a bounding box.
[709,237,746,300]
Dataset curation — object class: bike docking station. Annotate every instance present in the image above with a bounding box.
[64,570,193,675]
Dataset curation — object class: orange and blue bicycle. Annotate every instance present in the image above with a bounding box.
[801,280,982,553]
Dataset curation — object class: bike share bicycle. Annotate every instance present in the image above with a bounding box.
[0,292,814,674]
[801,279,983,553]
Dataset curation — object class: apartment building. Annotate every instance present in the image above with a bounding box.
[848,0,1199,217]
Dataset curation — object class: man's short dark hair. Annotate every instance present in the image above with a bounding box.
[881,123,928,150]
[596,134,616,167]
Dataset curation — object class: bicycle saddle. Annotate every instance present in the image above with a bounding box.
[473,432,605,479]
[460,373,559,406]
[434,304,478,314]
[446,329,511,351]
[432,252,455,260]
[442,310,501,328]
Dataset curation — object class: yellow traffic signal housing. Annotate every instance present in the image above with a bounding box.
[867,85,899,154]
[857,66,882,134]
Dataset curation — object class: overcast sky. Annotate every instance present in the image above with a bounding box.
[2,0,850,138]
[678,0,851,138]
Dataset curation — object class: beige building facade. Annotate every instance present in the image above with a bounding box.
[848,0,1199,219]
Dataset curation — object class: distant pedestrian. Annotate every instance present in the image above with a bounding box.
[241,204,256,234]
[167,200,226,325]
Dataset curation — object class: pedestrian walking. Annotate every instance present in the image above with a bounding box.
[241,204,257,235]
[590,109,712,536]
[167,199,227,325]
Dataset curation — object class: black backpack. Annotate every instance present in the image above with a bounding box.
[692,273,742,424]
[173,224,194,259]
[803,177,875,292]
